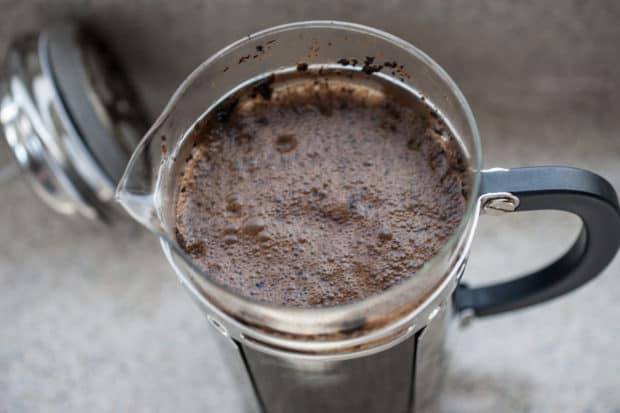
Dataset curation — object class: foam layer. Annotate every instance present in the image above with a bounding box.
[175,70,469,307]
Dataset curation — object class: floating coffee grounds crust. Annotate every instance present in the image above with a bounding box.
[175,69,469,308]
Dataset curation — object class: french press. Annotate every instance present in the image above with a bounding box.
[2,21,619,413]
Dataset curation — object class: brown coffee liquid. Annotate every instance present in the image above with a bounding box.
[175,70,469,307]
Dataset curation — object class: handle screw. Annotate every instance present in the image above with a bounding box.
[482,195,519,215]
[458,308,475,328]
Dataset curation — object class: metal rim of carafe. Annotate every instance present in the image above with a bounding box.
[143,21,484,357]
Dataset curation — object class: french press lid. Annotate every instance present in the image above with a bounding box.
[0,22,148,222]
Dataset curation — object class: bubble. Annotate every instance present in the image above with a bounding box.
[323,198,352,222]
[225,193,243,212]
[378,227,393,241]
[274,134,298,153]
[223,224,239,234]
[209,262,223,271]
[257,232,271,242]
[223,235,238,244]
[242,217,266,236]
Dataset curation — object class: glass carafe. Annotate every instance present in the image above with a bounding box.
[116,21,620,413]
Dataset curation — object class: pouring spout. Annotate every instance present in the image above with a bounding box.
[115,191,160,231]
[115,125,165,234]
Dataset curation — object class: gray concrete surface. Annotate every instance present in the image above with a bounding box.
[1,1,619,412]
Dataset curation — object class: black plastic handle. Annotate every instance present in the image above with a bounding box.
[454,167,620,317]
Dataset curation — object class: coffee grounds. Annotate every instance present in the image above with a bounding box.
[175,70,469,307]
